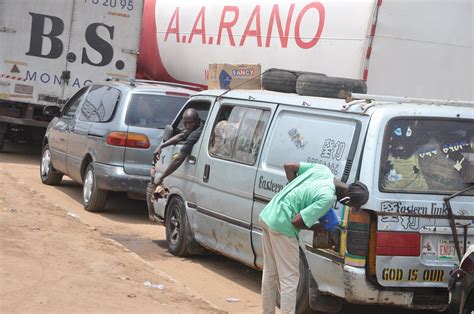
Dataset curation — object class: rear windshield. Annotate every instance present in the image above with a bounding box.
[125,94,188,129]
[380,118,473,195]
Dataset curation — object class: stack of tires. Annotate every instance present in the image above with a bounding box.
[262,68,367,99]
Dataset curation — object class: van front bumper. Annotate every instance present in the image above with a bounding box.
[94,162,149,196]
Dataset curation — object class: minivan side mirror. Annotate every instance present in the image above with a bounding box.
[162,124,173,142]
[43,105,61,117]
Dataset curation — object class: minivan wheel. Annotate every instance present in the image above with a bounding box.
[40,144,63,185]
[276,248,312,313]
[83,163,107,212]
[165,197,191,257]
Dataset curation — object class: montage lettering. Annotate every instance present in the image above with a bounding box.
[259,176,284,193]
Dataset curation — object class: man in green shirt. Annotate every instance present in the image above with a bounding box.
[259,162,369,314]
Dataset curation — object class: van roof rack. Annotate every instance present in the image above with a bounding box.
[347,93,474,107]
[105,77,204,91]
[130,79,204,91]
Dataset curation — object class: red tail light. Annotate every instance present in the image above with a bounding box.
[376,232,420,256]
[106,131,150,149]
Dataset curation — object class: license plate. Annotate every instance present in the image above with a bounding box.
[438,240,464,260]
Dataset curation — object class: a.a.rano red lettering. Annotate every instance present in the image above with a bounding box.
[294,2,325,49]
[217,6,239,46]
[188,6,206,44]
[265,4,295,48]
[239,5,262,47]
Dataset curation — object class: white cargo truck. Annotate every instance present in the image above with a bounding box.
[0,0,144,149]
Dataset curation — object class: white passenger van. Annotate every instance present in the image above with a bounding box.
[149,88,473,312]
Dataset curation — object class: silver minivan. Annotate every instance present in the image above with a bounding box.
[149,88,473,312]
[40,79,196,211]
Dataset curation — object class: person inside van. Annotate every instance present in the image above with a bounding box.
[259,162,369,314]
[153,108,202,185]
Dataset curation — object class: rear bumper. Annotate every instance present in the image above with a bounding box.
[307,251,448,311]
[94,162,149,195]
[342,266,447,310]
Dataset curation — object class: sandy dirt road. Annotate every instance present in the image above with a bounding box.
[0,142,446,314]
[0,143,261,313]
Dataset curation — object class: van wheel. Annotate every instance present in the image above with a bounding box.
[296,74,367,99]
[276,248,312,313]
[40,144,63,185]
[83,163,108,212]
[165,197,191,256]
[262,68,326,93]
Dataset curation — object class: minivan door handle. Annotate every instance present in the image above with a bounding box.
[203,164,210,183]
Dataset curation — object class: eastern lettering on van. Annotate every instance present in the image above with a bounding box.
[382,268,445,283]
[258,176,284,193]
[380,201,422,230]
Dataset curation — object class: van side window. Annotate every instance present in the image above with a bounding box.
[380,118,474,194]
[174,101,211,136]
[79,86,120,122]
[210,105,270,165]
[263,110,359,179]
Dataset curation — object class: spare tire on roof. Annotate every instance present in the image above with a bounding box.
[296,74,367,99]
[262,68,326,93]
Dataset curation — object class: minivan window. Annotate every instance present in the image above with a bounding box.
[80,86,120,122]
[380,118,474,194]
[263,111,359,178]
[125,94,187,129]
[210,105,270,165]
[175,101,211,132]
[63,87,88,118]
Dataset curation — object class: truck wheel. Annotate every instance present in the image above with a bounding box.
[40,144,63,185]
[83,163,108,212]
[165,196,191,257]
[262,68,326,93]
[276,248,312,314]
[296,74,367,98]
[146,182,156,221]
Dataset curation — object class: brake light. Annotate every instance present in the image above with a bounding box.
[346,209,370,256]
[106,131,150,149]
[376,232,420,256]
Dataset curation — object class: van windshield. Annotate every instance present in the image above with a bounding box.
[380,118,473,195]
[125,94,187,129]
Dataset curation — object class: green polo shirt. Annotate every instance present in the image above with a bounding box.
[259,163,335,238]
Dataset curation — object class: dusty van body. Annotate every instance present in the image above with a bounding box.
[149,89,474,311]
